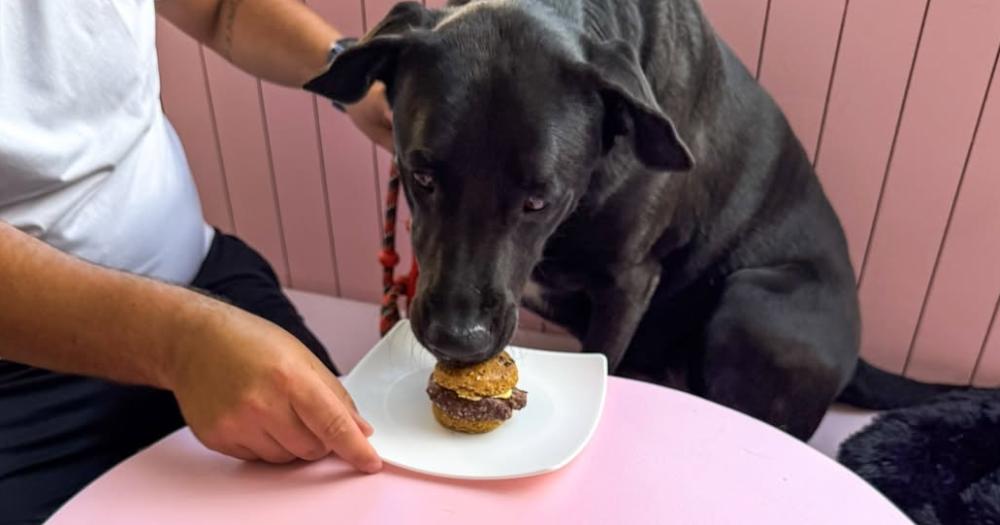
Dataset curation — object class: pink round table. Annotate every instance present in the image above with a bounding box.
[46,378,911,525]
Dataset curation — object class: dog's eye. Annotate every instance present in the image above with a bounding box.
[412,171,434,189]
[524,197,548,212]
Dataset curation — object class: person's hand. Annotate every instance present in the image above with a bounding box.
[346,82,394,152]
[165,301,382,472]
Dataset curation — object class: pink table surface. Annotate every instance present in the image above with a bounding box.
[47,378,911,525]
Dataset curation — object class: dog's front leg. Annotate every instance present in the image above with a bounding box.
[583,261,660,371]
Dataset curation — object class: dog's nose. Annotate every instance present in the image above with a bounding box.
[423,321,494,364]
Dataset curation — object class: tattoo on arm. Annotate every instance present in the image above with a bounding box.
[219,0,246,60]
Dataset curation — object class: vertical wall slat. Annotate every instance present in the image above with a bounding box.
[310,0,383,302]
[698,0,770,74]
[857,0,1000,374]
[972,298,1000,386]
[907,50,1000,383]
[316,104,383,302]
[366,1,418,301]
[757,0,847,161]
[260,83,340,294]
[155,19,234,233]
[813,0,927,274]
[201,52,290,282]
[363,0,401,24]
[363,2,402,251]
[365,0,414,302]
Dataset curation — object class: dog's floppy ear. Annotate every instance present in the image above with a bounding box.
[581,39,694,171]
[316,2,439,105]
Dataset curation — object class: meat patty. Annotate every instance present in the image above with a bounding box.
[427,379,527,422]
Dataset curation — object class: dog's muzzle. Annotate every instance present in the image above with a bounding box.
[412,289,517,365]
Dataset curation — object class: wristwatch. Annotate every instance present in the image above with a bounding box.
[304,37,359,112]
[328,37,359,65]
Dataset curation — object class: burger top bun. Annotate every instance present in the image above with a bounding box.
[431,351,518,399]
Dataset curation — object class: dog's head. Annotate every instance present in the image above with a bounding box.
[327,1,693,364]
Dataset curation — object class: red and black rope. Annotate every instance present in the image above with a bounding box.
[379,163,419,336]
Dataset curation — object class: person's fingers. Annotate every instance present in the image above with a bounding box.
[243,430,297,464]
[322,372,358,412]
[231,444,259,461]
[358,416,375,438]
[320,372,375,437]
[347,403,374,438]
[293,379,382,473]
[267,402,330,461]
[303,353,374,437]
[308,375,377,452]
[217,443,260,462]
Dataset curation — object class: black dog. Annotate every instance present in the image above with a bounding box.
[320,0,962,439]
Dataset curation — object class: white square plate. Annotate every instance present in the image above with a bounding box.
[342,321,607,480]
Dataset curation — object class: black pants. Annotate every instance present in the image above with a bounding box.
[0,232,336,524]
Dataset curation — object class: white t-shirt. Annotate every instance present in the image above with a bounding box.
[0,0,212,284]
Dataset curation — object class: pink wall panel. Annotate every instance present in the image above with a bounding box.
[154,2,1000,371]
[858,0,1000,374]
[698,0,770,75]
[155,20,234,233]
[814,0,927,274]
[260,83,340,294]
[310,0,384,303]
[316,106,383,303]
[973,302,1000,386]
[364,0,402,24]
[757,0,847,161]
[907,54,1000,383]
[202,52,291,282]
[306,0,363,35]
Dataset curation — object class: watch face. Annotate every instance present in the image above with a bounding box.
[336,38,358,50]
[330,38,356,63]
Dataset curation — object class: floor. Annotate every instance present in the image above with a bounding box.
[286,288,879,460]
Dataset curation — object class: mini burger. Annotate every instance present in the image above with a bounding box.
[426,351,528,433]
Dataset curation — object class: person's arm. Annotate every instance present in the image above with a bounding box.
[156,0,393,150]
[156,0,335,86]
[0,222,381,471]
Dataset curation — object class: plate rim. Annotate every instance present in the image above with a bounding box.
[342,320,608,481]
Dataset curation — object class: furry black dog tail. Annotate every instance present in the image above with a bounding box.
[836,358,978,410]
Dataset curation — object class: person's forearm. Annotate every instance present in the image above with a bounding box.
[0,222,220,388]
[158,0,342,87]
